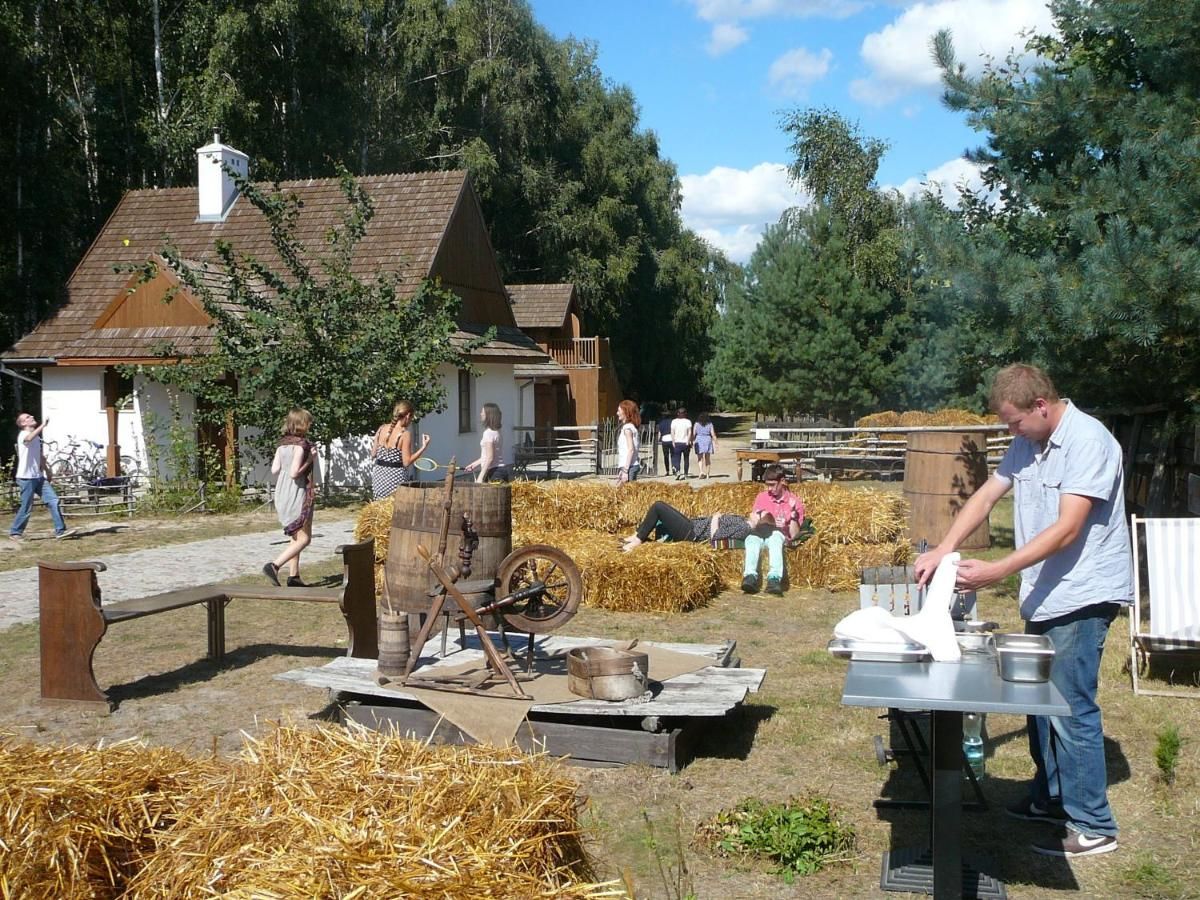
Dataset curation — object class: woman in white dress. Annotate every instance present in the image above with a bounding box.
[264,408,320,587]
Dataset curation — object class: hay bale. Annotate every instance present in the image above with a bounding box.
[0,738,220,898]
[1,726,608,899]
[855,411,902,428]
[515,528,722,613]
[354,497,393,566]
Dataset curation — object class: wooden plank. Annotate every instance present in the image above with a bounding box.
[103,584,226,622]
[277,654,765,718]
[343,702,684,770]
[220,585,342,603]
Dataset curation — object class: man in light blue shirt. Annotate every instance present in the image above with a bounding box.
[916,364,1131,860]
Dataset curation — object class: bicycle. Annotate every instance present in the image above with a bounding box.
[44,437,107,482]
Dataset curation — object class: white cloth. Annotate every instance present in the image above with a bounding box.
[15,434,42,479]
[670,417,692,443]
[617,422,639,469]
[481,427,504,467]
[833,554,963,661]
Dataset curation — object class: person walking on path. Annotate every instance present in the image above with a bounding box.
[915,363,1131,859]
[692,412,718,479]
[669,407,693,479]
[9,413,76,542]
[265,408,320,587]
[657,415,672,475]
[616,400,641,485]
[370,400,431,498]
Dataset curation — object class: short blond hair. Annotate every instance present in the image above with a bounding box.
[989,364,1060,412]
[282,407,313,437]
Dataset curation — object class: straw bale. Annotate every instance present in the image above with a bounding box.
[516,528,722,613]
[353,498,394,566]
[855,411,901,428]
[128,724,607,899]
[0,726,612,899]
[0,737,220,899]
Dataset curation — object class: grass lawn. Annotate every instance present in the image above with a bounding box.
[0,496,1196,898]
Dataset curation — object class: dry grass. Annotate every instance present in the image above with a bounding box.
[0,724,613,899]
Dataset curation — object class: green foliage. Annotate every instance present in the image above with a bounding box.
[137,400,244,515]
[705,210,908,422]
[934,1,1200,408]
[0,0,723,410]
[135,165,479,466]
[696,795,855,882]
[1154,724,1182,784]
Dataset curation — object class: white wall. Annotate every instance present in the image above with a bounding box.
[40,362,525,489]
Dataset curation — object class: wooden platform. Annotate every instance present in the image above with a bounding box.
[276,636,766,771]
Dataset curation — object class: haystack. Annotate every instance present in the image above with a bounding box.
[0,725,610,899]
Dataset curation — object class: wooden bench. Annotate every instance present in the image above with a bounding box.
[38,539,377,707]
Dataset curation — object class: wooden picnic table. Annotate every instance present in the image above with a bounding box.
[735,448,809,481]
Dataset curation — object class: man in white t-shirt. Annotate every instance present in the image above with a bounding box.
[9,413,75,541]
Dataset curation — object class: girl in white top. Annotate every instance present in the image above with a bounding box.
[463,402,508,483]
[615,399,641,485]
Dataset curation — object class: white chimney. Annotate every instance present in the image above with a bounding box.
[196,132,248,221]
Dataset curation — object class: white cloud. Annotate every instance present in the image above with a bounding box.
[852,0,1056,106]
[768,47,834,96]
[888,156,987,207]
[707,22,749,55]
[690,0,868,22]
[679,162,809,262]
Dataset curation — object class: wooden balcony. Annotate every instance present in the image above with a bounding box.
[543,337,604,368]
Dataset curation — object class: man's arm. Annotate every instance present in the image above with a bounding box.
[953,493,1095,591]
[914,474,1011,586]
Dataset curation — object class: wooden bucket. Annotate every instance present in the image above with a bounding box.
[376,610,410,677]
[903,431,991,550]
[566,646,650,701]
[384,481,512,613]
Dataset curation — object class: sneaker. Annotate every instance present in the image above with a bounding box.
[8,534,23,544]
[54,528,78,540]
[741,574,759,594]
[765,576,784,596]
[263,562,281,587]
[1006,799,1067,824]
[1032,830,1118,858]
[286,576,305,588]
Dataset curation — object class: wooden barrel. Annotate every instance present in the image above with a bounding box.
[384,481,511,614]
[903,431,991,550]
[376,610,410,677]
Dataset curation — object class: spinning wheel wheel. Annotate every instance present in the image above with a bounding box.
[493,544,582,633]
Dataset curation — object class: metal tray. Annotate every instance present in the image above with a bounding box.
[828,638,930,663]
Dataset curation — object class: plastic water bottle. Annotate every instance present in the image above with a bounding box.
[963,712,985,779]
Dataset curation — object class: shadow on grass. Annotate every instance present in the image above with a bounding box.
[688,701,777,762]
[105,642,344,708]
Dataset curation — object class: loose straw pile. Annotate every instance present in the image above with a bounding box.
[0,725,614,899]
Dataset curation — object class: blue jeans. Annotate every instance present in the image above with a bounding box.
[11,477,67,536]
[1025,603,1120,837]
[743,531,785,580]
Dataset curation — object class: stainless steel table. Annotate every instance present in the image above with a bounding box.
[841,654,1070,899]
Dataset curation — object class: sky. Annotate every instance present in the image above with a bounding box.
[528,0,1056,263]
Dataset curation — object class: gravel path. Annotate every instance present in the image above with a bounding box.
[0,518,358,631]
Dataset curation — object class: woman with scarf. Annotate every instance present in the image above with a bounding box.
[264,408,320,587]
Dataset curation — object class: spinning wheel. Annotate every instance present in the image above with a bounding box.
[491,544,583,633]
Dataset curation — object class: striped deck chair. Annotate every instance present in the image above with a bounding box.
[1131,516,1200,698]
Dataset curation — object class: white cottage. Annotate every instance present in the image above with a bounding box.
[1,137,551,488]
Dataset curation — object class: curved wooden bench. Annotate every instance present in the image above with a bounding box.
[38,539,377,707]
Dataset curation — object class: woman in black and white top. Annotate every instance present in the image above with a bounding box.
[370,400,430,499]
[616,399,641,485]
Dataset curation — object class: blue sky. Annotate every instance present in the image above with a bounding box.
[529,0,1054,262]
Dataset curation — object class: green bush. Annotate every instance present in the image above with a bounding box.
[696,795,855,883]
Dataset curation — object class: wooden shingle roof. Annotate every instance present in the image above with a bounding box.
[5,171,494,362]
[507,283,576,330]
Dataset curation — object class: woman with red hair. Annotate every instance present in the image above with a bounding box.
[616,399,641,484]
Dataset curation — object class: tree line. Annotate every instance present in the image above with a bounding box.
[706,0,1200,424]
[0,0,727,422]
